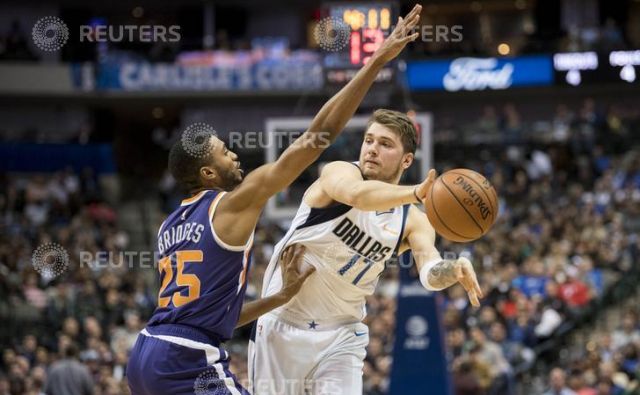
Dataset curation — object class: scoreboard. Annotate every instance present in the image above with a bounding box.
[553,50,640,86]
[321,2,397,83]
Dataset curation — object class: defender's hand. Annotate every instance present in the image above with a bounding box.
[415,169,437,203]
[280,244,315,300]
[372,4,422,63]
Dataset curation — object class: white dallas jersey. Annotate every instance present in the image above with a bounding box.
[262,187,409,326]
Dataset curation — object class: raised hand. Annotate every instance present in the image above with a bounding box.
[372,4,422,63]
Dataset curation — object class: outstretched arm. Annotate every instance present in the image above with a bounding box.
[319,162,436,211]
[236,245,314,328]
[400,205,483,307]
[214,5,423,247]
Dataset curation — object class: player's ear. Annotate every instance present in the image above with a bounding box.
[199,166,218,183]
[401,152,414,170]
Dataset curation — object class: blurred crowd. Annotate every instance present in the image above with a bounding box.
[0,169,151,394]
[541,306,640,395]
[0,97,639,395]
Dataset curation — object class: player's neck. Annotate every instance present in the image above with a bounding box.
[188,186,219,196]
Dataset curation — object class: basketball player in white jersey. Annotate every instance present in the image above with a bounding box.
[248,109,483,394]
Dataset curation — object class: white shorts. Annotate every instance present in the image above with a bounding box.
[248,313,369,395]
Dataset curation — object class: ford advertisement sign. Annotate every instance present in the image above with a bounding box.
[406,55,553,92]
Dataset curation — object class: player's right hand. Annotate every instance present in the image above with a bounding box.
[372,4,422,63]
[279,244,316,300]
[414,169,437,203]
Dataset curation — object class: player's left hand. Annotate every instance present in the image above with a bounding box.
[453,257,483,307]
[280,244,316,300]
[372,4,422,63]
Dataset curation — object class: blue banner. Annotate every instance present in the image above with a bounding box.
[389,253,452,395]
[80,52,324,91]
[406,55,553,91]
[0,143,115,174]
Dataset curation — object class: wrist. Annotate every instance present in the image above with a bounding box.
[413,186,422,204]
[367,53,387,68]
[276,287,294,303]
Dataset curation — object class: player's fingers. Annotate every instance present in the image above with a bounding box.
[401,32,420,43]
[468,289,480,307]
[300,265,316,280]
[460,265,477,294]
[462,264,483,298]
[455,264,464,283]
[406,13,421,29]
[281,245,292,264]
[471,273,483,298]
[405,4,422,21]
[291,244,306,262]
[422,169,436,190]
[428,169,437,182]
[455,265,471,292]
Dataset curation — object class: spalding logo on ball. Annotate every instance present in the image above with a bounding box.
[424,168,498,242]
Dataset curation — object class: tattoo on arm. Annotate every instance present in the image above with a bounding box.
[427,260,458,289]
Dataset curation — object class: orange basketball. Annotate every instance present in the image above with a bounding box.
[425,169,499,243]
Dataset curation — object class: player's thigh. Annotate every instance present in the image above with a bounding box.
[307,323,369,395]
[249,315,313,395]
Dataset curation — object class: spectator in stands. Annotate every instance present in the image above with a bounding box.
[44,343,93,395]
[611,312,640,350]
[544,368,577,395]
[470,326,513,394]
[452,357,484,395]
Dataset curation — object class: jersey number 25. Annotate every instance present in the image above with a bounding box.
[157,250,203,307]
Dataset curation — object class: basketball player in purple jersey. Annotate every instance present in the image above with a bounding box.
[126,5,424,394]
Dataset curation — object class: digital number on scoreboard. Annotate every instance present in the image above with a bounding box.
[322,2,397,84]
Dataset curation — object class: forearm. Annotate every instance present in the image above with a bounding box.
[235,293,289,328]
[263,58,387,195]
[351,181,420,211]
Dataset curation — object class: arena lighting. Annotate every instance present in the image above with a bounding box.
[553,51,598,86]
[497,43,510,55]
[553,51,599,71]
[609,50,640,83]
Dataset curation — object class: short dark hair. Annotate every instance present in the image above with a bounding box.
[64,342,79,358]
[367,109,418,154]
[168,140,212,192]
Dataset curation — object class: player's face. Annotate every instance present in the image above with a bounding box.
[359,123,413,183]
[205,136,244,191]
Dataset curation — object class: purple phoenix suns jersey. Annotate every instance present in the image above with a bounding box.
[146,190,253,342]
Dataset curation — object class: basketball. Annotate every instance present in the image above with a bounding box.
[425,169,498,243]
